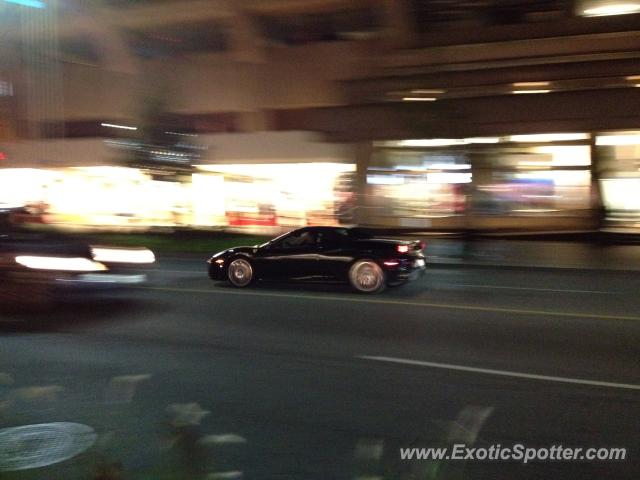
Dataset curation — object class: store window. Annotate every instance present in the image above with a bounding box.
[476,143,592,215]
[370,135,592,223]
[596,132,640,228]
[368,146,471,219]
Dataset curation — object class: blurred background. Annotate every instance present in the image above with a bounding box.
[2,0,640,236]
[3,4,640,480]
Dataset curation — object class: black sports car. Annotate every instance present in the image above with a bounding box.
[207,226,426,293]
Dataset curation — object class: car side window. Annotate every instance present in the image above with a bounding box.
[317,229,348,247]
[278,231,317,249]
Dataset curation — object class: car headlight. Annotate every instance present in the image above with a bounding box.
[90,247,155,264]
[15,256,108,272]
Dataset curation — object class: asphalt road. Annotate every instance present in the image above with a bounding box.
[1,258,639,479]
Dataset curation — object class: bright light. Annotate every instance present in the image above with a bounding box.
[582,3,640,16]
[0,168,57,207]
[398,139,463,147]
[383,260,400,266]
[391,138,500,147]
[427,172,473,184]
[512,82,551,87]
[512,90,551,94]
[601,178,640,210]
[15,256,107,272]
[429,163,472,170]
[3,0,46,8]
[0,203,24,209]
[531,146,591,167]
[512,81,552,94]
[509,133,589,142]
[464,137,501,144]
[367,175,405,185]
[402,97,437,102]
[397,245,409,253]
[596,134,640,145]
[626,75,640,81]
[101,123,138,131]
[91,247,155,264]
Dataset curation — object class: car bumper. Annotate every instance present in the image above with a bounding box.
[208,261,225,281]
[385,258,426,283]
[54,273,148,291]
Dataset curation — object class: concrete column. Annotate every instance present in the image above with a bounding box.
[354,141,372,225]
[378,0,416,49]
[229,11,266,64]
[589,133,605,230]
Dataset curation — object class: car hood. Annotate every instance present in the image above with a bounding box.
[221,245,258,256]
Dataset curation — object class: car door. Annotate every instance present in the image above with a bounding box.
[315,229,354,279]
[256,230,321,280]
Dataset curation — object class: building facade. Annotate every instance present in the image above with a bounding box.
[2,0,640,232]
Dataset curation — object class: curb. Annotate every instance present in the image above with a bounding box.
[426,260,640,273]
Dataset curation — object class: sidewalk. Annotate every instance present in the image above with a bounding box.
[424,238,640,271]
[160,238,640,272]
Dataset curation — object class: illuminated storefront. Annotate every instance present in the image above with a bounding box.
[3,131,640,233]
[369,134,593,230]
[0,163,355,231]
[0,132,356,231]
[0,167,189,228]
[195,163,355,230]
[597,131,640,232]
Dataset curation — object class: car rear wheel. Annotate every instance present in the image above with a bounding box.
[349,260,385,293]
[227,258,254,287]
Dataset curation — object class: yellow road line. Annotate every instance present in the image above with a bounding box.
[135,286,640,322]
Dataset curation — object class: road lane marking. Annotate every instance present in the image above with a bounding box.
[134,286,640,322]
[359,356,640,391]
[455,284,618,295]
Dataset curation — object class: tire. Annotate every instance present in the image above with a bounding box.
[226,258,254,287]
[348,259,386,294]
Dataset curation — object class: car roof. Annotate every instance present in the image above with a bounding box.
[296,226,351,234]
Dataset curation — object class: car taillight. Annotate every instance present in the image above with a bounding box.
[397,245,409,253]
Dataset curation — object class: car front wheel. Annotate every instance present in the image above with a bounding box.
[349,260,385,293]
[227,258,254,287]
